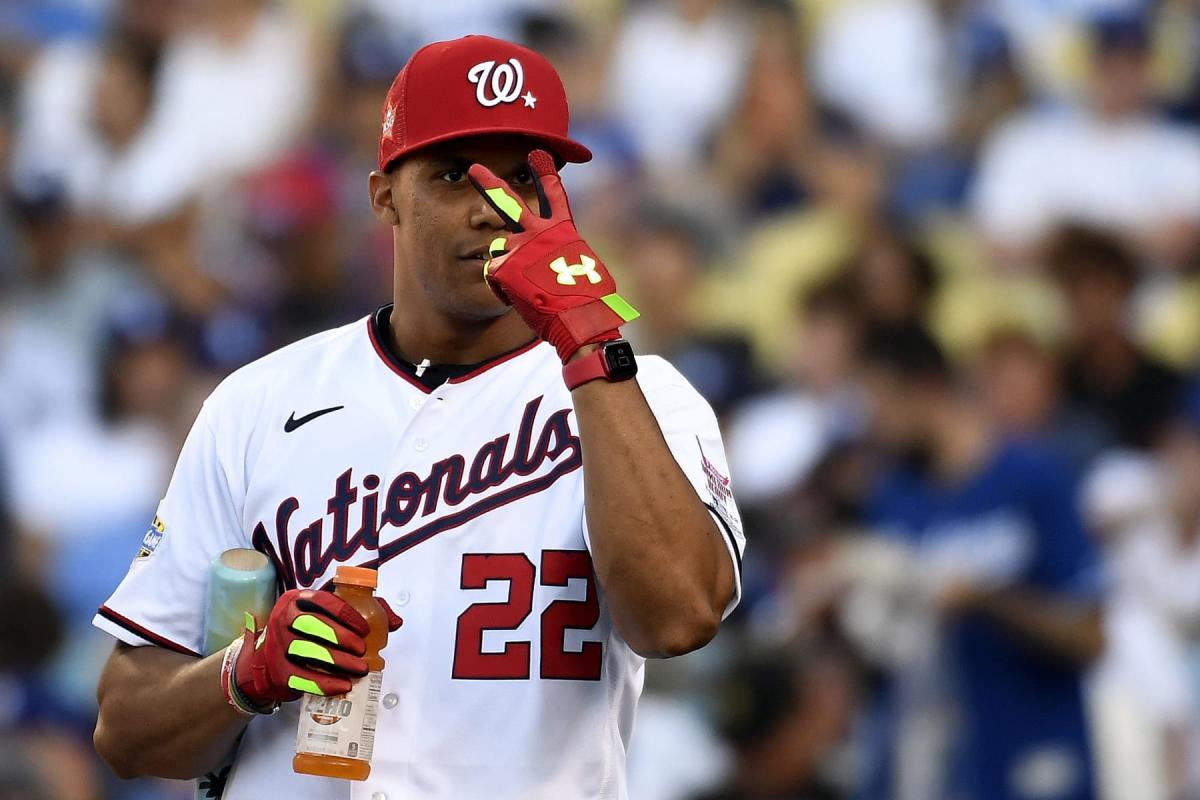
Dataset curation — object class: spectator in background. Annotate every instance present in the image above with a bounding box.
[0,70,17,284]
[319,11,412,314]
[890,16,1029,221]
[808,0,951,151]
[1049,226,1183,453]
[0,570,101,800]
[29,30,162,225]
[726,276,864,509]
[710,0,814,221]
[12,0,312,226]
[856,326,1102,800]
[2,292,198,800]
[972,12,1200,269]
[1157,393,1200,789]
[982,0,1144,100]
[972,325,1113,473]
[10,0,182,222]
[696,646,859,800]
[240,152,346,340]
[620,202,759,416]
[0,176,138,453]
[0,737,50,800]
[845,231,939,332]
[713,111,886,374]
[357,0,553,46]
[4,291,187,576]
[125,0,314,215]
[607,0,751,175]
[974,327,1061,440]
[1081,448,1198,800]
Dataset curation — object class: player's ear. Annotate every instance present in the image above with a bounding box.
[368,170,400,226]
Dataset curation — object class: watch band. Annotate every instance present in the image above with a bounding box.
[562,346,611,390]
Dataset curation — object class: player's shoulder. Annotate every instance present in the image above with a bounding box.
[636,353,690,386]
[205,316,366,412]
[634,354,719,421]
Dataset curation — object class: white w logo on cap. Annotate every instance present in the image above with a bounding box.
[467,59,525,107]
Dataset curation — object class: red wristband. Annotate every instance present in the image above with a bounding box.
[563,346,609,390]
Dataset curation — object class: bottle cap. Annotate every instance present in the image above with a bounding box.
[333,566,378,589]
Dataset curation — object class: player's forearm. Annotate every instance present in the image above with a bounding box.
[94,642,250,780]
[570,374,733,658]
[970,589,1105,667]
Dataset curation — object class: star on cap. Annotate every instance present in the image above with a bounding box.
[522,91,537,109]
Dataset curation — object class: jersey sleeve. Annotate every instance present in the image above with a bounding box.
[582,358,747,619]
[92,399,250,656]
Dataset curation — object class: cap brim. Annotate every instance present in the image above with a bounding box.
[381,128,592,171]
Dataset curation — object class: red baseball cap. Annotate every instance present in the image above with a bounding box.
[378,35,592,171]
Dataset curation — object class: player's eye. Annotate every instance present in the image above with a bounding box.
[440,169,466,184]
[511,170,533,186]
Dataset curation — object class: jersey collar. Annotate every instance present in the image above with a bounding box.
[367,304,541,393]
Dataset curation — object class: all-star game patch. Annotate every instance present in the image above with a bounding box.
[136,515,167,559]
[698,438,741,537]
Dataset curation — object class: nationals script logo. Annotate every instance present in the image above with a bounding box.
[467,58,525,107]
[252,396,581,588]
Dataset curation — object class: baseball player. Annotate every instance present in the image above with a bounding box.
[92,35,745,800]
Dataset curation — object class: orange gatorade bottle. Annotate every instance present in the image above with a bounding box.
[293,566,388,781]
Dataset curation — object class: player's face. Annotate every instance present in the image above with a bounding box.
[378,136,542,321]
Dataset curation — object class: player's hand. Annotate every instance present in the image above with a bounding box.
[467,150,640,363]
[232,589,402,710]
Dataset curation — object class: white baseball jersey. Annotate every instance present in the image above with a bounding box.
[94,306,745,800]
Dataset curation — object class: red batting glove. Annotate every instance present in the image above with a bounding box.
[467,150,640,363]
[231,589,402,711]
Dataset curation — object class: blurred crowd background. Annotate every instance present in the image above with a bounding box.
[1,0,1199,798]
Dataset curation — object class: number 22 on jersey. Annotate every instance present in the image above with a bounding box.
[452,550,602,681]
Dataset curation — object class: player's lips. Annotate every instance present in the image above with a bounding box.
[459,246,490,262]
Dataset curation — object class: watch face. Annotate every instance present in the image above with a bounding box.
[603,340,637,379]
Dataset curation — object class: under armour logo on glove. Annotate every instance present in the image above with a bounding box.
[551,255,601,286]
[467,150,639,363]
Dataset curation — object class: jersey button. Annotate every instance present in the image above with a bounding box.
[414,438,429,452]
[382,692,399,709]
[396,590,411,606]
[371,792,387,800]
[408,396,424,410]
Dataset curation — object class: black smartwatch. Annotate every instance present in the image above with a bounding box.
[562,339,638,390]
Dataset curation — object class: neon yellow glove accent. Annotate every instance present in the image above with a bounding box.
[287,675,324,696]
[484,188,523,223]
[292,614,338,645]
[287,639,335,665]
[601,293,640,323]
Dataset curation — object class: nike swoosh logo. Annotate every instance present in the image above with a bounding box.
[284,405,344,433]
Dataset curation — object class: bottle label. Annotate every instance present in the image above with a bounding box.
[295,671,382,762]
